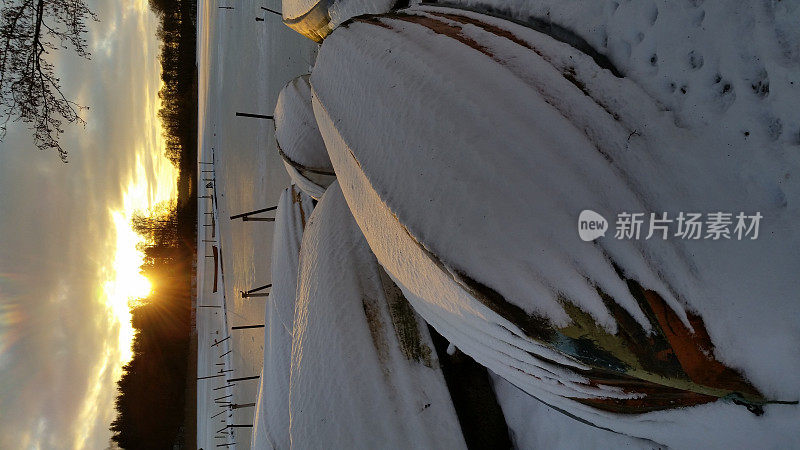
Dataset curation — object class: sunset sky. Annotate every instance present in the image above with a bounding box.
[0,1,178,448]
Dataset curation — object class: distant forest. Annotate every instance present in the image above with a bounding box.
[109,0,198,448]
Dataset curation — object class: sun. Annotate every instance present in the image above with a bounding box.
[107,211,152,301]
[122,270,152,301]
[102,210,156,365]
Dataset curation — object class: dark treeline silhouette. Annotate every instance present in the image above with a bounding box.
[110,0,198,448]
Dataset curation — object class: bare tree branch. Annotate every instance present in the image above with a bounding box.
[0,0,97,162]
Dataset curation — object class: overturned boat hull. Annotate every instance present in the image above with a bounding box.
[310,5,799,446]
[289,182,466,449]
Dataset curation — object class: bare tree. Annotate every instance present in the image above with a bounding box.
[0,0,97,162]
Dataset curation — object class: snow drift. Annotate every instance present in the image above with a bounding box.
[251,186,314,449]
[289,182,466,449]
[274,75,336,200]
[311,6,800,446]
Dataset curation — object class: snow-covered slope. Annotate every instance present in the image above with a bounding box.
[311,6,799,446]
[251,186,314,449]
[289,182,466,449]
[275,75,336,200]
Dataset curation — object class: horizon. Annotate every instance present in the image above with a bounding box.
[0,1,180,447]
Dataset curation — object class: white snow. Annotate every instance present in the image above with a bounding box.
[275,75,336,200]
[311,5,800,446]
[328,0,397,29]
[282,0,397,28]
[282,0,321,21]
[446,0,800,148]
[275,75,333,173]
[251,186,314,449]
[198,0,800,446]
[289,182,466,449]
[489,373,654,449]
[281,159,330,200]
[196,0,318,447]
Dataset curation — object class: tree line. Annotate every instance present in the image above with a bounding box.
[110,0,198,448]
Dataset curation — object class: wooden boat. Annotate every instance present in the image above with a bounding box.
[310,5,797,443]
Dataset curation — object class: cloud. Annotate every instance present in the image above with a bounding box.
[0,1,172,448]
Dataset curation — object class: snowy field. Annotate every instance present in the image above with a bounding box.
[196,0,800,448]
[195,0,317,448]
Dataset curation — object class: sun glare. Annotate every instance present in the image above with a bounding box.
[106,212,152,301]
[70,4,180,449]
[99,50,178,368]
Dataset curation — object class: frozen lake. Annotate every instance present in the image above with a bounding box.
[195,1,317,448]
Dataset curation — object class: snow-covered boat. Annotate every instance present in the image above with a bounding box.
[251,186,314,449]
[274,75,335,200]
[282,0,399,42]
[310,5,800,446]
[289,182,466,448]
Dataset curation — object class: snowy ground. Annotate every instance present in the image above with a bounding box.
[251,186,313,449]
[196,0,800,448]
[196,0,317,448]
[289,182,465,448]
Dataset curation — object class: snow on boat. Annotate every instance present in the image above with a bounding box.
[310,5,800,446]
[274,75,335,200]
[251,186,314,449]
[289,182,466,449]
[282,0,398,42]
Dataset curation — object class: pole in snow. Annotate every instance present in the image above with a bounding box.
[232,324,265,330]
[227,375,260,383]
[242,216,274,222]
[241,283,271,298]
[212,336,231,348]
[261,7,282,17]
[241,291,269,298]
[230,206,277,220]
[235,112,273,120]
[198,373,226,380]
[230,403,257,410]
